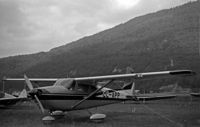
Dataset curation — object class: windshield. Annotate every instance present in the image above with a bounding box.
[53,78,76,89]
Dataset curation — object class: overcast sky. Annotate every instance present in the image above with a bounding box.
[0,0,195,58]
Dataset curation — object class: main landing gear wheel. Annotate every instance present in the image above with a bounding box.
[90,113,106,123]
[51,110,65,119]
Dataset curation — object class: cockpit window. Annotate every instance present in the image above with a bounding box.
[76,83,97,93]
[53,78,97,94]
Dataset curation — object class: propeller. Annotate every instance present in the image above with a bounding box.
[24,75,45,114]
[24,75,33,90]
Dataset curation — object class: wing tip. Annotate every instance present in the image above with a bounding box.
[169,70,195,76]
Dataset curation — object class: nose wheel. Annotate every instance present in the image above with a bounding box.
[42,116,55,124]
[42,110,65,124]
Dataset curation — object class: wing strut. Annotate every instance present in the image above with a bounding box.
[71,80,114,109]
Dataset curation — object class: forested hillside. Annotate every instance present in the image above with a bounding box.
[0,1,199,91]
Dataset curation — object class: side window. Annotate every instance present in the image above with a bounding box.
[76,84,89,93]
[77,85,83,91]
[68,80,77,90]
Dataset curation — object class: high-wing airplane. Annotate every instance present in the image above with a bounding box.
[3,70,194,122]
[0,89,27,107]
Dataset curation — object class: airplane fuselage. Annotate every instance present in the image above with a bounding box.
[39,94,124,111]
[34,86,130,111]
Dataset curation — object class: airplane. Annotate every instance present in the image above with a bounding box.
[3,70,194,122]
[0,89,27,107]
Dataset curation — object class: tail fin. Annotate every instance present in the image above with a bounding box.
[18,89,27,98]
[131,82,135,96]
[121,81,137,96]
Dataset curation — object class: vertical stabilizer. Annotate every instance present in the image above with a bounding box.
[131,82,135,96]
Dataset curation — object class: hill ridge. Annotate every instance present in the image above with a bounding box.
[0,1,199,91]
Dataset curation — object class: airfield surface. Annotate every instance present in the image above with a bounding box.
[0,96,200,127]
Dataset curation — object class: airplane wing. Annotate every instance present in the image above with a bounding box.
[75,70,194,81]
[3,70,194,82]
[3,78,57,82]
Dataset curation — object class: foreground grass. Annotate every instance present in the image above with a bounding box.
[0,96,200,127]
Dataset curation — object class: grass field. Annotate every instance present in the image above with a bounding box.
[0,96,200,127]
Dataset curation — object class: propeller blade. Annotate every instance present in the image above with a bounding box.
[24,75,45,114]
[34,95,45,114]
[24,75,33,90]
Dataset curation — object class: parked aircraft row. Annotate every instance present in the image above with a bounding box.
[0,69,197,123]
